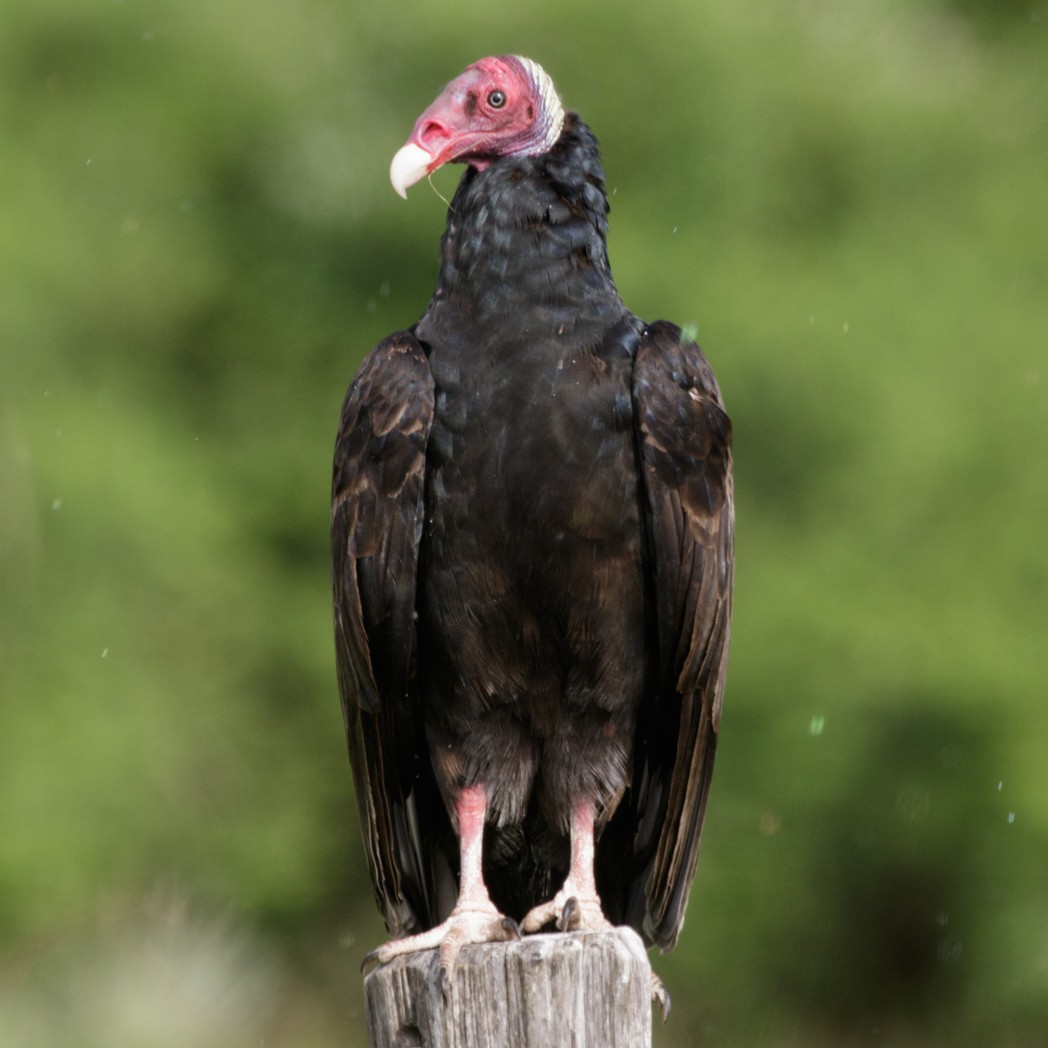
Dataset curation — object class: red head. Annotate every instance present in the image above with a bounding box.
[390,55,566,198]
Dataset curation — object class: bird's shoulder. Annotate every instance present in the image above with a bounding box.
[332,330,434,514]
[632,320,732,518]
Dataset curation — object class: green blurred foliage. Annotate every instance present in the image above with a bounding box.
[2,0,1046,1044]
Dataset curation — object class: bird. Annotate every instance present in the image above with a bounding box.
[331,55,733,993]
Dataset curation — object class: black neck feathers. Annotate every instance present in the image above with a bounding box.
[416,113,623,340]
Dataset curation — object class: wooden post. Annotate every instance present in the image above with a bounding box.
[363,928,654,1047]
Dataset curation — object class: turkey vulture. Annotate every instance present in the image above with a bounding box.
[331,55,733,989]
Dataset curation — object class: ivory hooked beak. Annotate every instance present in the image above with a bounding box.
[389,143,434,199]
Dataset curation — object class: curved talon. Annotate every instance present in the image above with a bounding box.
[361,948,381,974]
[523,883,611,936]
[436,934,463,988]
[435,959,452,997]
[500,916,523,940]
[651,973,671,1021]
[557,896,579,932]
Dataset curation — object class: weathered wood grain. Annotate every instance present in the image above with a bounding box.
[363,929,653,1047]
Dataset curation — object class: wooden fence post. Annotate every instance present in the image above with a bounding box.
[363,928,654,1047]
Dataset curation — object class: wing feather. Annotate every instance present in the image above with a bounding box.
[629,320,734,950]
[331,330,445,935]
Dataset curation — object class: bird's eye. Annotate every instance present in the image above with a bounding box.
[487,89,507,109]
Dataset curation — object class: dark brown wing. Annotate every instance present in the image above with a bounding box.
[625,319,734,951]
[331,330,448,936]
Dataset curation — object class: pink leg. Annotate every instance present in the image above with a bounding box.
[519,799,672,1016]
[363,784,519,987]
[454,783,490,906]
[521,797,612,934]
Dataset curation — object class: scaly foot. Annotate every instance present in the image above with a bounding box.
[363,901,520,994]
[520,881,613,934]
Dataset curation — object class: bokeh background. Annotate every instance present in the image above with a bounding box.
[2,0,1046,1045]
